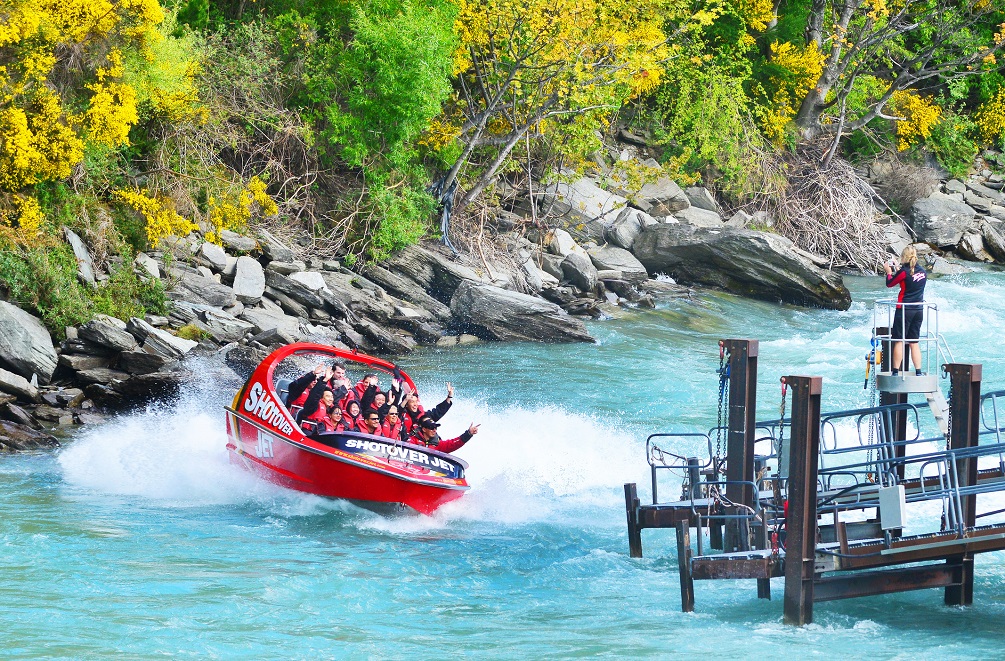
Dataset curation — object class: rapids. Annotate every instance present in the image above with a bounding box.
[3,274,1005,656]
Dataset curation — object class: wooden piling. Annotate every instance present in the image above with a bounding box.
[677,520,695,612]
[782,375,823,626]
[624,483,643,558]
[944,363,982,606]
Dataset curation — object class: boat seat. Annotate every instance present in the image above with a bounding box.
[277,378,292,405]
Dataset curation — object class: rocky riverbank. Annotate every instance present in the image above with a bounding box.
[3,139,1005,452]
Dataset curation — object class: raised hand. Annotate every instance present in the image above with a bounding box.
[468,423,480,435]
[446,382,454,399]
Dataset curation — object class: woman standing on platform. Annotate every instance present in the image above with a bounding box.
[884,245,928,375]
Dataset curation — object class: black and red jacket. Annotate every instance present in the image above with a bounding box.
[886,264,927,305]
[407,429,473,454]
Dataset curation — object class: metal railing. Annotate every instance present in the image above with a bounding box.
[873,299,950,375]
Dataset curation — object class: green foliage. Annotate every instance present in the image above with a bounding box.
[365,182,435,262]
[0,241,166,336]
[176,323,211,341]
[176,0,209,31]
[927,111,980,178]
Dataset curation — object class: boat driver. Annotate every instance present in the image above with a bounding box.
[408,416,480,454]
[361,408,382,436]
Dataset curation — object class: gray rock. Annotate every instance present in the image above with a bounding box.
[957,232,994,262]
[561,252,598,292]
[361,264,453,321]
[261,239,295,263]
[945,179,967,194]
[321,271,395,323]
[222,256,238,280]
[966,180,1004,204]
[450,280,594,343]
[684,187,721,213]
[909,197,977,247]
[196,265,215,280]
[197,305,256,343]
[290,271,329,292]
[547,228,588,258]
[199,242,229,272]
[2,402,40,428]
[0,368,39,402]
[927,255,969,275]
[382,244,487,304]
[63,226,95,285]
[674,206,723,227]
[58,354,110,371]
[266,261,304,275]
[223,344,270,380]
[588,245,648,284]
[224,301,245,317]
[78,317,138,352]
[251,328,300,347]
[54,388,84,406]
[884,222,915,257]
[542,176,628,239]
[127,317,198,359]
[636,177,690,217]
[169,269,237,308]
[980,220,1005,262]
[118,350,170,375]
[0,420,58,452]
[725,210,752,229]
[232,256,265,305]
[220,230,258,253]
[264,287,309,319]
[134,252,160,279]
[0,301,57,384]
[112,370,185,401]
[76,367,131,385]
[60,338,115,357]
[354,318,415,354]
[538,253,565,281]
[964,190,994,213]
[632,223,851,310]
[264,271,325,310]
[605,207,658,250]
[239,307,304,338]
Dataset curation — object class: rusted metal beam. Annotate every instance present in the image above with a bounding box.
[723,339,758,555]
[945,363,982,606]
[832,524,1005,570]
[783,375,823,626]
[691,556,783,580]
[676,521,695,612]
[624,483,643,558]
[813,565,959,602]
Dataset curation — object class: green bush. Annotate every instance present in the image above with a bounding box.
[926,111,979,178]
[365,181,435,262]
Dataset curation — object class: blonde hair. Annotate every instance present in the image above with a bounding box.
[900,245,918,275]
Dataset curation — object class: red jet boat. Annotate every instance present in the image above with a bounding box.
[225,342,469,515]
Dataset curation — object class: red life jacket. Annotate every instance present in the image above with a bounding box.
[302,404,335,433]
[342,412,362,432]
[381,420,403,440]
[402,405,426,434]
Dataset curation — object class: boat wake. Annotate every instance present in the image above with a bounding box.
[57,361,651,529]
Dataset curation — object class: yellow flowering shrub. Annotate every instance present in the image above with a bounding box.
[0,194,46,244]
[113,189,197,247]
[761,41,825,142]
[206,177,278,244]
[889,90,941,151]
[976,89,1005,146]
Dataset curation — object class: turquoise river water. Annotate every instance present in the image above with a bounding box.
[4,274,1005,658]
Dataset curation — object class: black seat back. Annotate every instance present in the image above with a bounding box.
[277,378,292,406]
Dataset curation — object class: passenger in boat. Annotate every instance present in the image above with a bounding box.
[408,416,479,454]
[361,408,383,435]
[401,383,454,435]
[342,400,363,432]
[287,362,352,408]
[884,245,927,375]
[359,385,388,419]
[297,381,338,433]
[381,406,404,441]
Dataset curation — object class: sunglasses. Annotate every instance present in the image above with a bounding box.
[367,417,379,422]
[387,412,399,416]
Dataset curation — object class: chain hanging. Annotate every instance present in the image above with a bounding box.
[773,377,787,535]
[715,343,729,467]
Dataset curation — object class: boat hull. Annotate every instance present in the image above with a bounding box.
[226,397,468,515]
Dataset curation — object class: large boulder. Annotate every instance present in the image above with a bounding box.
[361,264,453,321]
[674,206,723,227]
[321,270,396,323]
[450,280,594,343]
[883,222,915,256]
[957,232,994,262]
[126,318,198,360]
[78,316,139,352]
[0,420,58,452]
[169,269,237,308]
[980,220,1005,262]
[239,307,304,338]
[264,271,325,310]
[588,245,649,284]
[684,187,721,214]
[219,230,258,253]
[561,252,598,292]
[632,223,851,310]
[605,207,658,251]
[542,176,628,240]
[198,242,229,273]
[909,197,976,247]
[0,367,39,402]
[0,301,57,384]
[232,255,265,304]
[382,244,487,304]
